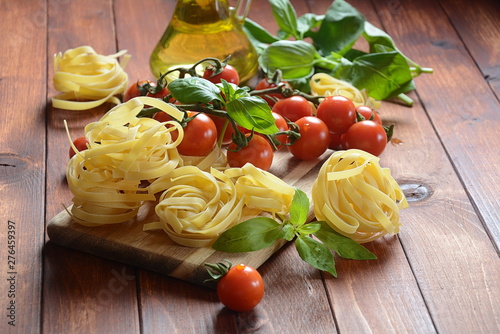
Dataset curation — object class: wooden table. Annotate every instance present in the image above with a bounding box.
[1,0,499,333]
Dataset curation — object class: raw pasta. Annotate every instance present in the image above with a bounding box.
[66,97,184,226]
[310,73,381,109]
[53,46,130,110]
[312,149,408,243]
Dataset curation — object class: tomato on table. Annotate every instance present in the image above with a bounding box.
[316,95,356,134]
[342,120,387,156]
[123,80,151,102]
[254,78,292,106]
[69,136,89,158]
[356,105,382,124]
[288,116,330,161]
[154,111,217,156]
[227,134,273,171]
[216,263,264,312]
[272,96,313,122]
[203,64,240,85]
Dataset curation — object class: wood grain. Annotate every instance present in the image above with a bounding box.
[0,1,46,332]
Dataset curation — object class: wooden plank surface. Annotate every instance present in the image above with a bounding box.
[0,1,46,333]
[0,0,498,333]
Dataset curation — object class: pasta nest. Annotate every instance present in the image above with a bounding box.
[312,149,408,243]
[66,97,184,226]
[52,45,130,110]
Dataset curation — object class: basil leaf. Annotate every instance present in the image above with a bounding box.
[212,217,281,253]
[259,40,319,79]
[335,51,413,100]
[277,223,295,241]
[295,235,337,277]
[168,77,221,104]
[314,221,377,260]
[290,188,309,226]
[243,18,280,54]
[297,13,324,40]
[314,0,365,57]
[270,0,299,40]
[296,222,321,235]
[225,96,279,134]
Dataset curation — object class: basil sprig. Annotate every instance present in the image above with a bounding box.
[244,0,433,106]
[212,188,376,277]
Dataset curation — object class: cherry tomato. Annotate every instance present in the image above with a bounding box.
[154,111,217,156]
[208,114,235,146]
[203,64,240,85]
[123,80,151,102]
[217,263,264,312]
[272,96,313,122]
[288,116,330,161]
[343,120,387,156]
[227,134,273,171]
[254,78,292,106]
[328,132,342,150]
[316,95,356,134]
[69,136,89,158]
[146,84,170,100]
[356,105,382,124]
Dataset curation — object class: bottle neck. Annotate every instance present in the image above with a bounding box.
[174,0,231,25]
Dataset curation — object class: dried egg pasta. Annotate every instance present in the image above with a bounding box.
[310,73,381,109]
[53,46,130,110]
[66,97,184,226]
[145,166,245,247]
[312,149,408,243]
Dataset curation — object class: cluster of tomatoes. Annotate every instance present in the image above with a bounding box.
[70,64,391,172]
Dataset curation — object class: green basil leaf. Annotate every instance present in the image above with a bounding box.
[314,221,377,260]
[217,80,250,101]
[243,18,280,54]
[259,40,319,79]
[297,13,324,40]
[314,0,365,56]
[167,77,221,104]
[295,235,337,277]
[225,96,279,134]
[277,223,295,241]
[212,217,281,253]
[289,188,309,226]
[296,222,321,235]
[335,51,413,100]
[269,0,299,40]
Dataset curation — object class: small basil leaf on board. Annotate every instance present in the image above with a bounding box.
[314,221,377,260]
[168,77,221,104]
[314,0,365,57]
[277,223,295,241]
[289,188,310,226]
[212,217,281,253]
[295,235,337,277]
[225,96,279,135]
[297,13,324,40]
[296,222,321,236]
[259,40,319,79]
[269,0,299,40]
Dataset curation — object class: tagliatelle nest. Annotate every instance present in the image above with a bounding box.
[312,149,408,243]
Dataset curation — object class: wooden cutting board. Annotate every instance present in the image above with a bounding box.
[46,150,330,287]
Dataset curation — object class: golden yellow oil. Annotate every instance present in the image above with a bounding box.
[150,0,258,83]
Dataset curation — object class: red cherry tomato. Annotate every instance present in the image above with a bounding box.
[217,263,264,312]
[272,96,313,122]
[123,80,151,102]
[328,132,342,150]
[254,78,292,106]
[154,111,217,156]
[356,105,382,124]
[343,120,387,156]
[203,64,240,85]
[316,95,356,134]
[227,134,273,171]
[69,136,89,158]
[208,114,235,146]
[146,84,170,100]
[288,116,330,161]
